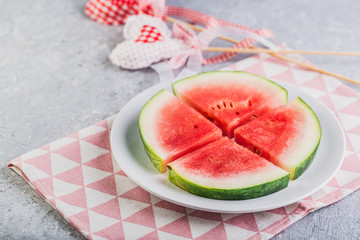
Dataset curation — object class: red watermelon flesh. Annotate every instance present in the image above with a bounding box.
[158,94,223,163]
[167,138,290,200]
[177,138,271,177]
[234,97,321,179]
[173,71,287,138]
[181,86,276,137]
[139,90,223,173]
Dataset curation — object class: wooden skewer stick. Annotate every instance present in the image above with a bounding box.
[165,16,360,86]
[166,17,360,57]
[203,47,360,56]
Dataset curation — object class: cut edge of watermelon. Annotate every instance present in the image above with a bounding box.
[234,97,322,180]
[160,131,222,173]
[292,97,322,179]
[139,89,169,172]
[167,164,290,200]
[139,89,223,173]
[278,97,322,179]
[172,71,288,138]
[293,141,320,180]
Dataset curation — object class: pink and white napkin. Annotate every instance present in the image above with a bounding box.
[8,53,360,239]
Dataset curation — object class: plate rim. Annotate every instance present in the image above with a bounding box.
[110,79,346,213]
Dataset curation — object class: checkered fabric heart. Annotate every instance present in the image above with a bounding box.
[109,14,185,69]
[135,25,164,43]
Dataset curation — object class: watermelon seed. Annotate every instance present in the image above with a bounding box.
[211,106,215,110]
[248,99,252,107]
[265,120,273,125]
[251,114,257,119]
[217,104,221,109]
[254,147,260,154]
[230,102,233,108]
[167,165,172,170]
[193,124,199,129]
[223,101,227,107]
[235,111,240,115]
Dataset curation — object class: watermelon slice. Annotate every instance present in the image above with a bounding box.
[167,138,290,200]
[139,89,223,173]
[234,97,321,180]
[172,71,288,138]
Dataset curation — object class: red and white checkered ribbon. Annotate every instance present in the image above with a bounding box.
[138,0,165,18]
[168,18,219,70]
[86,1,276,67]
[165,6,276,65]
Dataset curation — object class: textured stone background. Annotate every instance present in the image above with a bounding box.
[1,0,360,239]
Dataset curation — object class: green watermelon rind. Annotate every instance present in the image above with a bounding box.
[293,142,320,180]
[172,71,288,102]
[139,89,167,173]
[293,97,322,180]
[167,165,291,200]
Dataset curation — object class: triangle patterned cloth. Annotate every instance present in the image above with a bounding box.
[8,52,360,240]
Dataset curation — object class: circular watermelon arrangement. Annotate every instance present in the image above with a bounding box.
[139,71,321,200]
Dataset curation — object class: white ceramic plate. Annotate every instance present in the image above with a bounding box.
[110,80,346,213]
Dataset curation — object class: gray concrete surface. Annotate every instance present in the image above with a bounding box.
[1,0,360,239]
